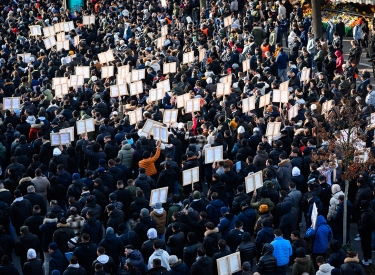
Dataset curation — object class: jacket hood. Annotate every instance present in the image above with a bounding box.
[316,215,327,226]
[138,173,148,180]
[51,250,63,259]
[211,199,225,208]
[319,263,334,273]
[256,149,267,157]
[15,147,23,156]
[197,256,212,266]
[154,249,167,256]
[280,201,292,215]
[122,144,132,150]
[104,233,117,242]
[335,50,342,57]
[73,179,83,187]
[204,227,219,237]
[292,166,300,176]
[128,250,143,260]
[97,254,109,264]
[278,159,290,167]
[295,255,311,265]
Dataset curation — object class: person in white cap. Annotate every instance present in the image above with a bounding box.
[23,248,43,275]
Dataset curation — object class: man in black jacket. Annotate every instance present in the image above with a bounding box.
[73,233,98,275]
[14,226,41,267]
[146,258,169,275]
[91,246,117,275]
[212,239,231,275]
[226,220,244,252]
[133,208,157,245]
[23,185,47,215]
[167,223,185,259]
[10,190,32,236]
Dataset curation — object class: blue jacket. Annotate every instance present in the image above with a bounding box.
[276,52,289,70]
[255,226,274,251]
[300,30,308,46]
[218,213,238,240]
[237,207,256,235]
[49,249,66,275]
[305,215,333,254]
[206,199,225,226]
[270,236,292,266]
[279,19,289,33]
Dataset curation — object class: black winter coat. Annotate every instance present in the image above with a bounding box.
[99,234,124,268]
[81,217,103,245]
[15,233,41,266]
[133,216,157,244]
[10,199,32,234]
[130,197,149,216]
[107,209,125,234]
[236,241,257,264]
[203,228,222,257]
[63,266,87,275]
[23,258,43,275]
[256,253,278,275]
[72,242,98,274]
[183,242,202,268]
[135,173,154,200]
[167,231,185,259]
[190,256,213,275]
[145,266,170,275]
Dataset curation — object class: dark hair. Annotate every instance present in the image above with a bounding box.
[218,239,226,249]
[273,229,282,236]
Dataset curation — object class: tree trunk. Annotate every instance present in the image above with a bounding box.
[343,179,349,244]
[311,0,322,39]
[200,0,206,9]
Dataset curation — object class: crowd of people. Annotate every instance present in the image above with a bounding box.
[0,0,374,275]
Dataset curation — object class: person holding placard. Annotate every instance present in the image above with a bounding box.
[138,140,161,180]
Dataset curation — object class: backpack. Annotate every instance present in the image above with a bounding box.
[342,263,363,275]
[251,10,259,19]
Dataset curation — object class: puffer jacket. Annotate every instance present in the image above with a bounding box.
[340,257,366,275]
[236,240,257,265]
[206,199,225,225]
[257,252,277,275]
[117,144,134,169]
[10,198,33,235]
[81,202,102,221]
[305,215,332,254]
[99,233,124,267]
[253,149,268,170]
[316,263,334,275]
[126,249,145,274]
[72,241,98,274]
[203,228,222,257]
[81,217,103,245]
[292,255,315,275]
[327,190,344,221]
[218,213,238,240]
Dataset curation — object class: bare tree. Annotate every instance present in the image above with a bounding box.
[312,99,375,243]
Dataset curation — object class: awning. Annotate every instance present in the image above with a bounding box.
[332,0,375,4]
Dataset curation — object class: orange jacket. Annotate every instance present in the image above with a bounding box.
[261,44,270,58]
[139,147,160,176]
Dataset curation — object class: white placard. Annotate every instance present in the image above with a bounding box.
[288,104,299,120]
[43,36,56,50]
[17,53,32,63]
[272,89,289,103]
[161,25,168,37]
[129,108,143,125]
[163,109,178,124]
[163,62,177,74]
[300,68,311,82]
[50,132,71,146]
[321,100,333,115]
[216,252,241,275]
[29,25,42,36]
[279,81,289,92]
[157,80,170,93]
[56,40,70,51]
[118,65,130,78]
[185,98,200,113]
[101,66,114,78]
[60,127,75,141]
[76,118,95,135]
[205,146,223,164]
[242,97,255,113]
[75,66,90,76]
[142,119,163,134]
[57,32,66,42]
[221,74,232,84]
[259,93,271,108]
[177,94,190,109]
[183,167,199,186]
[52,77,68,89]
[149,187,168,206]
[3,97,20,110]
[152,125,169,142]
[199,49,205,62]
[82,16,95,25]
[265,122,281,137]
[129,81,143,96]
[183,51,194,64]
[110,84,128,97]
[149,88,164,102]
[245,171,263,193]
[54,83,68,97]
[223,16,233,27]
[69,75,84,87]
[242,59,250,72]
[216,83,231,97]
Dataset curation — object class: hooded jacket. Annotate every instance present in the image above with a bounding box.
[53,223,75,253]
[277,159,292,190]
[150,209,167,235]
[72,241,98,274]
[10,198,33,234]
[327,188,344,221]
[133,216,157,244]
[81,217,103,245]
[148,249,171,270]
[218,213,238,240]
[125,249,144,274]
[107,209,125,234]
[291,255,315,275]
[99,233,124,267]
[305,215,332,254]
[91,254,117,275]
[206,199,225,225]
[257,244,277,275]
[15,233,41,266]
[49,249,66,275]
[117,144,134,169]
[316,263,334,275]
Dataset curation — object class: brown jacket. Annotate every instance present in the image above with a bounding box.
[150,209,167,235]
